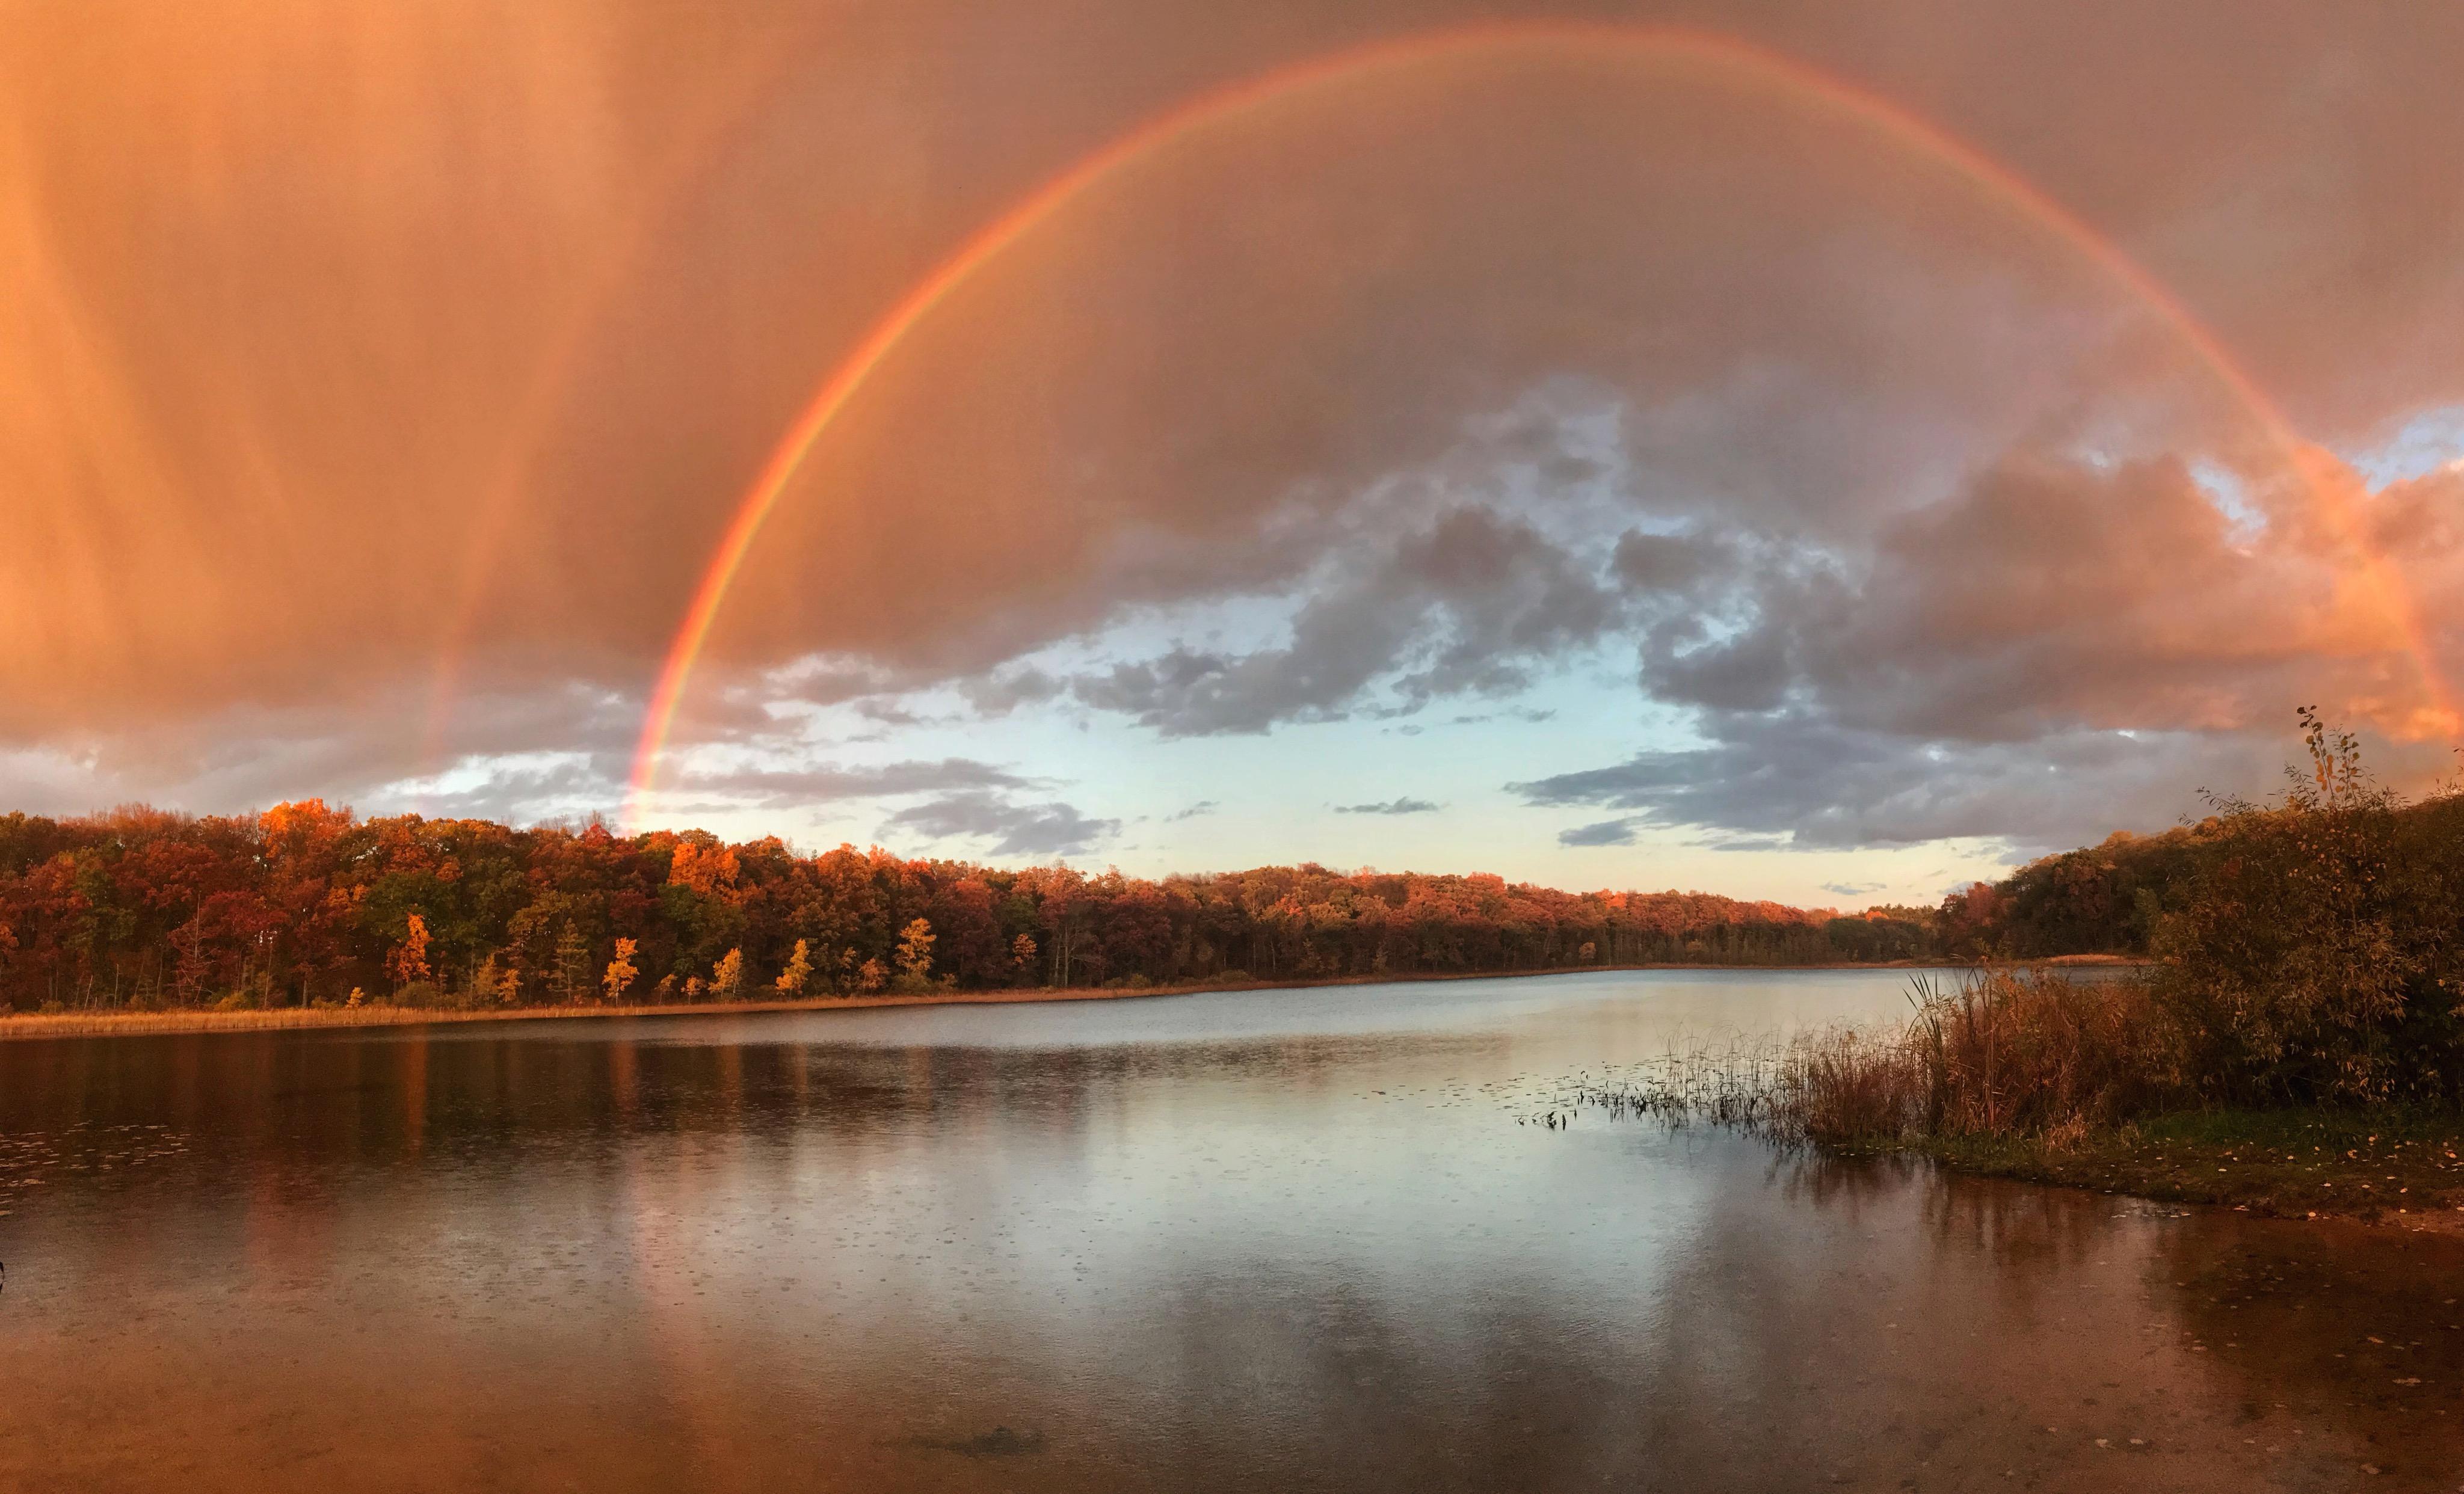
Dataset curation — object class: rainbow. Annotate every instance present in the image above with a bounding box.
[625,19,2455,827]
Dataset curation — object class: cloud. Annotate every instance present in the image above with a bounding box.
[10,2,2464,846]
[1557,818,1640,847]
[664,757,1036,808]
[1515,715,2290,853]
[1335,797,1441,816]
[1056,505,1623,736]
[878,793,1119,858]
[1501,447,2464,850]
[1166,800,1219,822]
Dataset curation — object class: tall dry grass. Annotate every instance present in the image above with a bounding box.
[1560,967,2176,1149]
[1776,968,2174,1147]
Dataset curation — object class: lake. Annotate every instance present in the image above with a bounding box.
[2,968,2459,1490]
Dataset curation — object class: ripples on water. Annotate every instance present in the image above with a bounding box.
[1,968,2457,1491]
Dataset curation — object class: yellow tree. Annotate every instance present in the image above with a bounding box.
[603,937,639,1004]
[896,918,936,986]
[774,938,812,996]
[710,947,745,1002]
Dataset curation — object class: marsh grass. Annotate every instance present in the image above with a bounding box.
[1555,967,2167,1146]
[1551,965,2464,1220]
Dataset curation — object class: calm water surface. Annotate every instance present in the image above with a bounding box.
[2,969,2460,1491]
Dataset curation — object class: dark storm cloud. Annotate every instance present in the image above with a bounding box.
[878,793,1120,858]
[1335,798,1441,816]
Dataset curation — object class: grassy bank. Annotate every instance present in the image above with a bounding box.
[1912,1109,2464,1225]
[1785,965,2464,1227]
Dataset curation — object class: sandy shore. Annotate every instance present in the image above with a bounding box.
[0,982,1212,1041]
[0,958,2086,1042]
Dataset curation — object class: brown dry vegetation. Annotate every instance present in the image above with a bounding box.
[1567,712,2464,1221]
[1570,968,2464,1224]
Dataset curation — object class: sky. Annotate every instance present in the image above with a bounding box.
[5,1,2462,908]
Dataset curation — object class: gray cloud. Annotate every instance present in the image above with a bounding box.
[665,757,1036,808]
[878,792,1119,858]
[1335,797,1441,816]
[1557,817,1640,847]
[1620,455,2461,749]
[1514,715,2287,853]
[388,755,618,827]
[1059,505,1624,736]
[1498,448,2464,850]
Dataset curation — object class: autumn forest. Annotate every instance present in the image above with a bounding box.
[0,793,2248,1016]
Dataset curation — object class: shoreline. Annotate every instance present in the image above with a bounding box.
[1865,1113,2464,1235]
[0,957,2141,1043]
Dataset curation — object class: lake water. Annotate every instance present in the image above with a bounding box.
[3,968,2460,1491]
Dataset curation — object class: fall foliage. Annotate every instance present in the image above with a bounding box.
[0,801,1923,1013]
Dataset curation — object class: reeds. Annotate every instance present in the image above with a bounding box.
[1553,967,2176,1148]
[1552,1034,1797,1129]
[1897,967,2170,1143]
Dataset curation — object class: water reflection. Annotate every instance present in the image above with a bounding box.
[1,970,2457,1491]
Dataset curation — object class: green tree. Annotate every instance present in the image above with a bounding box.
[547,923,590,1004]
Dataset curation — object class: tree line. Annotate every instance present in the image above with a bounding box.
[0,802,1942,1013]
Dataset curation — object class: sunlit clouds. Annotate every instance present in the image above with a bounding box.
[6,2,2463,905]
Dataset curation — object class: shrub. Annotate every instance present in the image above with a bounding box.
[2152,710,2464,1105]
